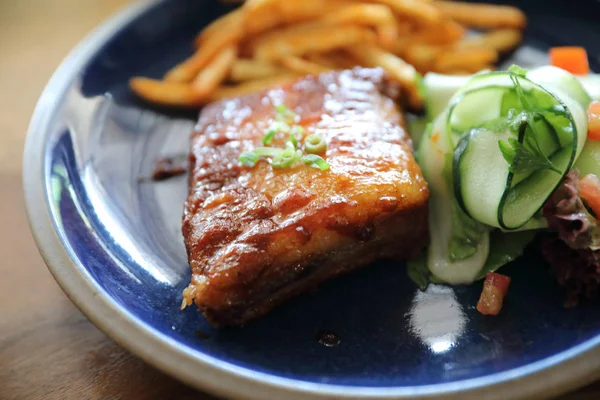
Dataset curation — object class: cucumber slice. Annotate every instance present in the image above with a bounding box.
[423,73,471,120]
[577,74,600,100]
[574,140,600,176]
[449,72,586,229]
[527,66,592,108]
[418,114,491,284]
[500,146,573,228]
[427,192,490,284]
[447,87,505,143]
[454,128,512,227]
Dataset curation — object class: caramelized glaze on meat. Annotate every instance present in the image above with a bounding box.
[182,68,429,327]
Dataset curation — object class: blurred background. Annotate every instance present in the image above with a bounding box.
[0,1,214,399]
[0,1,598,399]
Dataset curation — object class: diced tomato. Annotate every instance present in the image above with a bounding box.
[477,272,511,316]
[580,174,600,217]
[549,47,590,75]
[588,101,600,141]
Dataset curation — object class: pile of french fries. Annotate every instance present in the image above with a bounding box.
[130,0,526,110]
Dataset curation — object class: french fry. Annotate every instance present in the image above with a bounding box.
[192,45,238,98]
[435,1,526,29]
[410,19,465,45]
[457,29,523,53]
[317,50,361,70]
[372,0,442,25]
[130,78,203,107]
[254,25,376,62]
[230,59,287,81]
[245,21,330,55]
[211,74,300,100]
[349,46,422,108]
[403,43,444,71]
[277,0,349,24]
[435,47,498,73]
[244,2,281,36]
[321,4,398,48]
[165,20,242,83]
[129,0,527,109]
[194,8,245,48]
[281,56,332,75]
[305,53,340,69]
[244,0,348,35]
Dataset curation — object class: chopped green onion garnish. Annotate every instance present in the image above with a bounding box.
[302,154,329,171]
[262,122,290,145]
[272,147,302,169]
[285,141,296,152]
[262,129,276,145]
[239,152,259,167]
[288,126,304,148]
[253,147,283,157]
[289,133,298,148]
[304,134,327,154]
[275,104,296,123]
[290,125,304,139]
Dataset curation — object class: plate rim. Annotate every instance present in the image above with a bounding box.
[22,1,600,399]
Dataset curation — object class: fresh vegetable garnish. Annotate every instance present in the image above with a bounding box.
[541,171,600,306]
[588,101,600,141]
[549,47,590,75]
[508,64,527,76]
[302,154,330,171]
[275,104,296,123]
[272,146,303,169]
[290,125,304,147]
[498,73,561,175]
[239,104,329,171]
[262,122,290,145]
[498,128,562,175]
[543,170,600,250]
[238,151,259,167]
[304,134,327,154]
[580,174,600,218]
[477,272,511,316]
[407,254,430,291]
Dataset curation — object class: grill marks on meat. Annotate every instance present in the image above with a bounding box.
[182,68,429,326]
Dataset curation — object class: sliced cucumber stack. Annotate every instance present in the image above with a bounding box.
[527,66,592,108]
[415,66,590,287]
[447,71,587,230]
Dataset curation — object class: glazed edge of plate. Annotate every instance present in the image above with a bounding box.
[21,1,600,399]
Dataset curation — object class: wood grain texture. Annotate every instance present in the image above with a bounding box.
[0,0,597,399]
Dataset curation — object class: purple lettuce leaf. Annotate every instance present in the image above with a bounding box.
[541,170,600,305]
[542,170,600,250]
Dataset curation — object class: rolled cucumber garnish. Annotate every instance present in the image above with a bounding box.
[449,68,587,229]
[415,65,589,287]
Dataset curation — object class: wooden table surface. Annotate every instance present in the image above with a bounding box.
[0,1,598,399]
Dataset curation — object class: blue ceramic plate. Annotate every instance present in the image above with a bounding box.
[23,0,600,399]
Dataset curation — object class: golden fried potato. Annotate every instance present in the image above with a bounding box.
[230,58,287,81]
[192,45,237,98]
[130,78,202,107]
[435,1,526,29]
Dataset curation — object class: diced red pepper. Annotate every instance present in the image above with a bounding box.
[588,101,600,141]
[549,47,590,75]
[477,272,511,316]
[580,174,600,217]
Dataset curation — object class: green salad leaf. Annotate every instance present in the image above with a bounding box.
[475,230,538,279]
[407,254,430,291]
[498,73,562,176]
